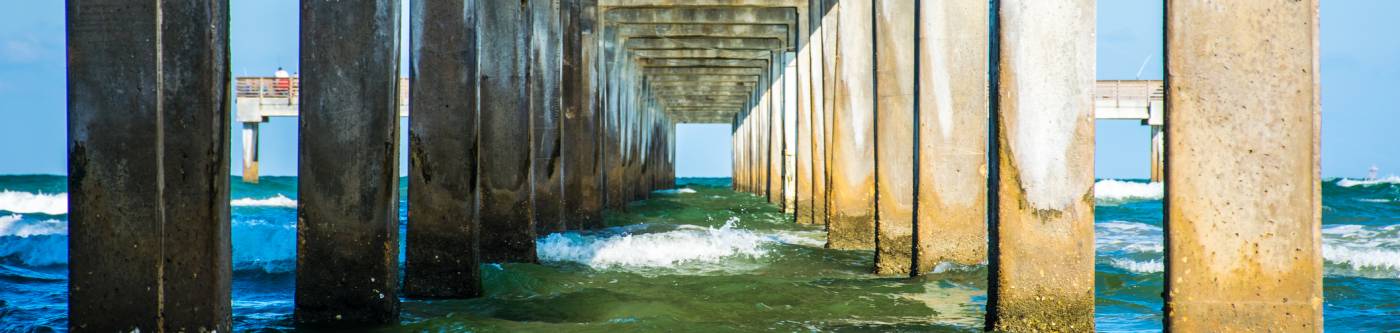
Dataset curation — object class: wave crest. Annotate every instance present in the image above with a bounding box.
[537,218,786,271]
[0,191,67,215]
[1336,176,1400,188]
[1094,180,1162,203]
[231,194,297,208]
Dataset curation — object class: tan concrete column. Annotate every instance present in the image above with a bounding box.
[873,0,916,276]
[1149,125,1164,183]
[827,0,875,250]
[809,0,830,227]
[986,0,1096,331]
[242,122,260,184]
[782,51,799,214]
[768,62,784,206]
[819,0,839,230]
[1164,1,1322,331]
[795,16,815,224]
[914,0,988,273]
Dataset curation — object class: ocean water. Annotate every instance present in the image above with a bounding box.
[0,175,1397,332]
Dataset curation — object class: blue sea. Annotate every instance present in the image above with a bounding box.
[1,175,1397,331]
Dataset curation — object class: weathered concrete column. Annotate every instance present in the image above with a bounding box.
[796,31,815,224]
[564,0,604,230]
[532,0,565,234]
[827,0,875,250]
[67,1,231,330]
[479,1,537,263]
[242,122,261,184]
[1163,1,1322,330]
[914,0,989,273]
[818,0,839,229]
[782,51,799,214]
[874,0,916,276]
[1149,124,1164,183]
[805,0,829,226]
[767,68,783,205]
[405,0,481,299]
[297,0,402,325]
[986,0,1096,331]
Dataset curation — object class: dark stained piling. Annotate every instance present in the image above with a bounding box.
[478,1,538,263]
[66,0,232,331]
[296,0,402,325]
[531,0,566,235]
[405,0,482,299]
[563,0,605,230]
[826,0,876,250]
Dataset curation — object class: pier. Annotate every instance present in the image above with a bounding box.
[66,0,1319,331]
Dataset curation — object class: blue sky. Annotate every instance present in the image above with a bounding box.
[1,1,1395,178]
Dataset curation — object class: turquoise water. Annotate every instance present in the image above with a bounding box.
[1,175,1397,331]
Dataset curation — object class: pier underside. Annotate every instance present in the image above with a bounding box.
[63,0,1322,331]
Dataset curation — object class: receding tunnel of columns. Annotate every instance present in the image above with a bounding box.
[62,0,1323,331]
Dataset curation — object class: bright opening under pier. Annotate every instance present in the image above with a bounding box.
[31,0,1388,332]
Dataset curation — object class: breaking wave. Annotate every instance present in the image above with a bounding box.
[537,218,793,271]
[231,194,297,208]
[0,191,67,215]
[1094,180,1162,204]
[1336,176,1400,188]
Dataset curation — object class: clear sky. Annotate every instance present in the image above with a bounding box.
[1,1,1395,179]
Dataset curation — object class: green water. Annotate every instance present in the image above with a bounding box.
[393,179,985,332]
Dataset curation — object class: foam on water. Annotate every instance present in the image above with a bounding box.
[231,194,298,208]
[1094,180,1163,204]
[1336,176,1400,188]
[0,190,67,215]
[1322,224,1400,278]
[537,217,793,271]
[654,188,698,195]
[1108,259,1164,274]
[1096,221,1163,254]
[0,214,65,237]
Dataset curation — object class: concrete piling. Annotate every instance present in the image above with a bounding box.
[296,0,402,325]
[478,1,538,263]
[1163,0,1322,330]
[405,0,482,299]
[874,0,917,276]
[914,0,989,273]
[819,0,840,231]
[531,0,566,234]
[67,0,232,330]
[563,0,605,230]
[826,0,876,250]
[986,0,1097,331]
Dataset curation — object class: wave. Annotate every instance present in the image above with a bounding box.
[537,217,791,271]
[1094,180,1162,203]
[231,194,297,208]
[1096,221,1163,254]
[0,190,67,215]
[1108,259,1164,274]
[230,219,297,273]
[0,214,65,237]
[655,188,698,195]
[1336,176,1400,188]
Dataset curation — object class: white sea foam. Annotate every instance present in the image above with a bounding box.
[231,194,298,208]
[1336,176,1400,188]
[654,188,698,195]
[1095,221,1164,254]
[1323,245,1400,276]
[1109,259,1164,274]
[0,190,68,215]
[0,214,66,237]
[1094,180,1163,203]
[537,217,792,271]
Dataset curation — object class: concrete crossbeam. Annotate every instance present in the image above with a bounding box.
[639,58,769,68]
[1163,1,1322,331]
[616,23,790,45]
[625,37,784,51]
[986,0,1097,331]
[646,74,759,82]
[296,0,403,325]
[643,67,765,76]
[606,7,796,25]
[632,49,772,60]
